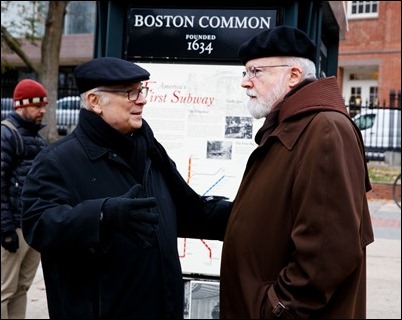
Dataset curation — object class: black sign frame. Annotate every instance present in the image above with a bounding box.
[125,8,282,63]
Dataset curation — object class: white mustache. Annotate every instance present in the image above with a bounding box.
[246,89,257,98]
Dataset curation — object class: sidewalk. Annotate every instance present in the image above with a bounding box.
[367,200,401,319]
[26,261,48,319]
[26,200,401,319]
[367,238,401,319]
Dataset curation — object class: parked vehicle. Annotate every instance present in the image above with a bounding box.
[1,96,80,136]
[352,108,401,160]
[1,97,14,120]
[56,96,80,135]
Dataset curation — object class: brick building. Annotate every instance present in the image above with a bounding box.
[337,1,401,107]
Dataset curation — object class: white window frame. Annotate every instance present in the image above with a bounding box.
[347,1,379,19]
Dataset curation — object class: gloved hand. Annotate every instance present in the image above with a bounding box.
[102,184,159,246]
[200,195,232,240]
[201,195,231,213]
[1,230,19,253]
[201,195,229,202]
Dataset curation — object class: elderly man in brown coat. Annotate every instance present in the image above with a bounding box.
[220,26,374,319]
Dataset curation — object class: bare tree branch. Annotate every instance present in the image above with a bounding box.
[1,25,39,74]
[1,1,70,143]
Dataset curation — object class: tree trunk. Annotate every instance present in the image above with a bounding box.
[39,1,69,143]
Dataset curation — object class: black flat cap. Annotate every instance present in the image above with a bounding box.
[238,25,317,65]
[74,57,150,94]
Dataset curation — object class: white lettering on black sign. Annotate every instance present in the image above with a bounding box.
[126,8,278,62]
[133,15,271,29]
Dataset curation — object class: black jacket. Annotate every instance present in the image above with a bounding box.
[1,112,47,233]
[21,109,231,319]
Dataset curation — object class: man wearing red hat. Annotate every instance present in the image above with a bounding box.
[1,78,48,319]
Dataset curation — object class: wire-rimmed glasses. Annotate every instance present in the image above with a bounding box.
[94,87,149,101]
[242,65,290,79]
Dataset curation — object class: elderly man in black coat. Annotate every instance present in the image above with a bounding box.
[21,57,231,319]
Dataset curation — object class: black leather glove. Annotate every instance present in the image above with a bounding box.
[200,195,232,240]
[201,195,231,213]
[1,230,19,253]
[102,184,159,246]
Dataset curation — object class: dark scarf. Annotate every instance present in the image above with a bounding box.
[78,109,154,181]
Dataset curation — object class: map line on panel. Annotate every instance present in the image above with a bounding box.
[186,155,226,184]
[181,156,223,262]
[186,156,192,184]
[202,175,225,196]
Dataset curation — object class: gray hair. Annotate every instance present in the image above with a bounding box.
[79,89,110,110]
[281,56,317,80]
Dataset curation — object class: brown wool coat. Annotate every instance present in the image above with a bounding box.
[220,77,374,319]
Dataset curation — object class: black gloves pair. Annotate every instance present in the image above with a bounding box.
[102,185,159,247]
[1,230,19,253]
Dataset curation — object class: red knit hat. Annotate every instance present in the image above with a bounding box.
[13,79,48,109]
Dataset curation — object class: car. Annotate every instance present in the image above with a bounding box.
[56,96,80,135]
[1,97,14,120]
[1,96,80,136]
[352,108,401,160]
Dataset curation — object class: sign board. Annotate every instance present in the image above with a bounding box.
[183,279,220,319]
[138,62,265,277]
[127,8,278,62]
[139,62,264,201]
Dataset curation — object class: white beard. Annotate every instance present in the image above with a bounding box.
[247,74,287,119]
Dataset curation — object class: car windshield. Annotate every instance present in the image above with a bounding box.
[354,114,376,130]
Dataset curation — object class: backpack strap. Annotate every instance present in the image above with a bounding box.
[1,119,24,156]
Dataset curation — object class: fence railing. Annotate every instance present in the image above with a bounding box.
[1,96,81,136]
[2,97,401,162]
[349,105,401,162]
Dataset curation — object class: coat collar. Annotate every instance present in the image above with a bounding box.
[74,109,154,165]
[10,111,45,132]
[256,77,348,148]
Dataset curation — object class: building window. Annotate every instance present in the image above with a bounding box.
[349,87,362,107]
[1,1,47,37]
[348,1,378,19]
[64,2,96,34]
[369,86,379,107]
[349,70,378,81]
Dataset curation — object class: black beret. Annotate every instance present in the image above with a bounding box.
[238,25,317,65]
[74,57,150,94]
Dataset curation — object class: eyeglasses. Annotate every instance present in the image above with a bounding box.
[242,65,290,79]
[94,87,149,101]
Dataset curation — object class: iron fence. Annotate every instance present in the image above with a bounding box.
[1,96,80,136]
[1,96,401,162]
[349,105,401,162]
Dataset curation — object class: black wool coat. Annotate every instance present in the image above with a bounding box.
[21,109,231,319]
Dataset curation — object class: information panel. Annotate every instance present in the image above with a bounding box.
[139,62,265,277]
[140,62,264,201]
